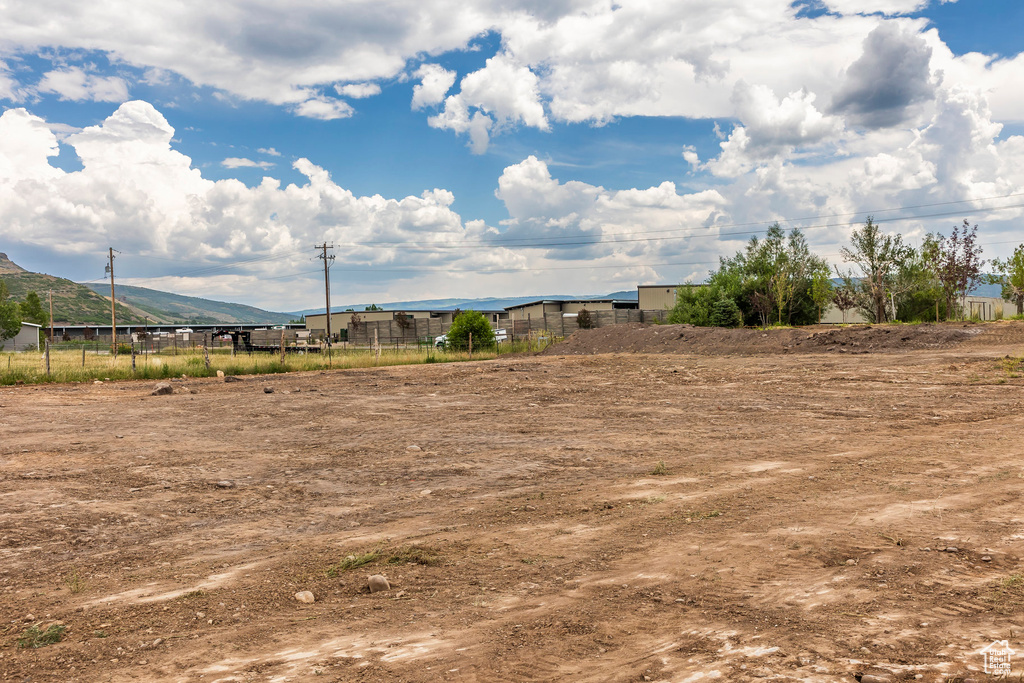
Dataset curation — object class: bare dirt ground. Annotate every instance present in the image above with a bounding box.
[3,321,1024,682]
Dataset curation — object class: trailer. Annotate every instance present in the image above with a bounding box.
[212,329,322,354]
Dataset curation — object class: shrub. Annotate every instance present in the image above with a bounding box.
[709,296,744,327]
[446,310,495,351]
[18,624,66,649]
[576,308,594,329]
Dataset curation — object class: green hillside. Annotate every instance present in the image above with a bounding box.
[0,253,150,325]
[0,253,292,325]
[83,283,293,324]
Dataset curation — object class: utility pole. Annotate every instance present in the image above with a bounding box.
[105,248,118,355]
[48,289,54,346]
[315,243,335,365]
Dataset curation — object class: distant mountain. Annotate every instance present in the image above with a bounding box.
[83,283,294,325]
[290,290,639,316]
[0,252,151,325]
[0,252,294,325]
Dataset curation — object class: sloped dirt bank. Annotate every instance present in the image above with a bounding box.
[544,320,1022,356]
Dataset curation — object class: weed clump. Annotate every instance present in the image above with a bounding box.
[650,461,669,476]
[327,544,440,576]
[18,624,67,649]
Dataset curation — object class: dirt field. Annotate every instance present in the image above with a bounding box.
[3,321,1024,682]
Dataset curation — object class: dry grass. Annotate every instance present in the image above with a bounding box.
[1,342,547,386]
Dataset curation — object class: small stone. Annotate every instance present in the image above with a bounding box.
[751,668,772,678]
[294,591,315,604]
[407,445,421,451]
[922,547,931,552]
[152,638,164,647]
[195,612,205,618]
[368,575,390,593]
[129,487,141,493]
[860,675,892,683]
[845,559,857,566]
[263,387,274,394]
[216,480,235,489]
[93,380,103,384]
[223,376,244,383]
[151,382,174,396]
[420,489,432,496]
[216,370,225,378]
[982,555,992,562]
[945,547,959,553]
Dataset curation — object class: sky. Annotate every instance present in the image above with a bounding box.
[0,0,1022,313]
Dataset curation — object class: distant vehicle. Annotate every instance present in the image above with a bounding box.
[175,328,194,334]
[434,334,447,348]
[271,325,286,330]
[495,328,508,343]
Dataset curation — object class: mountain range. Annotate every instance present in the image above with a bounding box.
[1,253,638,325]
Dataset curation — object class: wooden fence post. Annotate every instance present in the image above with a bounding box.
[45,340,50,376]
[468,332,472,359]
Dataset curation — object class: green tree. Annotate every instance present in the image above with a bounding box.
[839,217,913,323]
[445,310,495,350]
[989,244,1024,315]
[709,296,743,327]
[809,268,833,323]
[668,269,743,326]
[365,304,382,311]
[20,291,49,327]
[0,280,22,341]
[671,224,827,327]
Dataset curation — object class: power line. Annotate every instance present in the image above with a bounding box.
[92,192,1024,282]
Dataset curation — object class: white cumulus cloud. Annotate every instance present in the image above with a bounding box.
[411,64,456,110]
[37,66,129,102]
[222,157,275,169]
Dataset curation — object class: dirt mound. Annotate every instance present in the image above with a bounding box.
[543,321,1011,356]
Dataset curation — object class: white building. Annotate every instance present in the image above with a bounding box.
[1,322,42,351]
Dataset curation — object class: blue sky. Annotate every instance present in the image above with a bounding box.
[0,0,1022,312]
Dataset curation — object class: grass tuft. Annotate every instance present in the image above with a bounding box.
[18,624,67,649]
[650,460,669,476]
[327,544,440,576]
[65,569,86,594]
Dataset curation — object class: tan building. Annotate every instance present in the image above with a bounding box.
[504,299,636,322]
[306,309,504,340]
[638,284,683,311]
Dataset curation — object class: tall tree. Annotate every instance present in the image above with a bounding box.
[989,244,1024,316]
[717,224,827,326]
[839,217,913,323]
[20,291,49,327]
[809,267,833,323]
[0,280,22,341]
[927,220,985,320]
